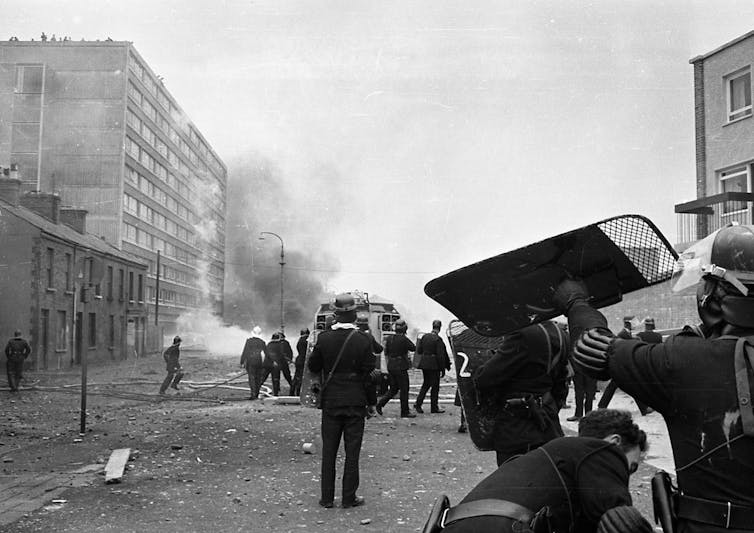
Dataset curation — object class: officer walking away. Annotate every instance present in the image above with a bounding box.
[555,223,754,533]
[279,332,295,395]
[5,330,31,393]
[356,314,384,356]
[240,326,268,400]
[291,328,310,397]
[266,332,293,396]
[376,319,416,418]
[159,336,183,395]
[636,317,662,344]
[474,320,569,466]
[424,409,651,533]
[414,319,451,414]
[308,293,377,509]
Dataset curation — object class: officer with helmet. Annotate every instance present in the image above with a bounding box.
[159,335,183,395]
[554,223,754,532]
[308,293,378,509]
[376,318,417,418]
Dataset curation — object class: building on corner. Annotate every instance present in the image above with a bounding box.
[676,30,754,245]
[0,39,227,350]
[0,177,149,369]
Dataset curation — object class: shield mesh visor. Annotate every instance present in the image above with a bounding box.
[597,216,677,285]
[447,320,504,349]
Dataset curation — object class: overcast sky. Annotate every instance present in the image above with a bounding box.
[7,0,754,327]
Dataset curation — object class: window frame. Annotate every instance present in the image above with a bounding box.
[726,67,753,123]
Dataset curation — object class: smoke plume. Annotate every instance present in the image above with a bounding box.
[224,152,342,333]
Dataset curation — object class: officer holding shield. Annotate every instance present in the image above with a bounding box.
[555,224,754,532]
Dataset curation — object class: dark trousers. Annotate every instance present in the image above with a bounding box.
[415,369,441,410]
[572,372,596,417]
[597,380,651,415]
[159,368,183,393]
[270,363,293,396]
[377,370,410,415]
[291,365,304,396]
[320,411,365,505]
[246,367,266,399]
[6,359,24,391]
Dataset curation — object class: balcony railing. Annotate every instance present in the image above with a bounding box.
[675,192,754,246]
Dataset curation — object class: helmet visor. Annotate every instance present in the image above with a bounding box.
[670,229,720,294]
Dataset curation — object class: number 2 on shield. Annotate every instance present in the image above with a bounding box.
[457,352,471,378]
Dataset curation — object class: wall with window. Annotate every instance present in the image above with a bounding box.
[699,36,754,201]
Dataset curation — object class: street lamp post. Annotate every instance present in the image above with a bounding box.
[259,231,285,335]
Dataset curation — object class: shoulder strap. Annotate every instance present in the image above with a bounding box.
[735,336,754,437]
[539,446,575,531]
[321,330,358,393]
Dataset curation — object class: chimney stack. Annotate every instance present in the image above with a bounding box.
[0,177,22,206]
[60,207,88,234]
[20,191,61,224]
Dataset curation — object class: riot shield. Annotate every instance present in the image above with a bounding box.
[426,214,677,337]
[447,320,505,450]
[299,329,322,408]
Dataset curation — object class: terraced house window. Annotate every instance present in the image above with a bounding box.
[727,68,752,122]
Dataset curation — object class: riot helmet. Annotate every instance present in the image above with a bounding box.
[331,293,357,314]
[672,224,754,328]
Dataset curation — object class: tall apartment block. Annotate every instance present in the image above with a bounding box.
[0,40,227,341]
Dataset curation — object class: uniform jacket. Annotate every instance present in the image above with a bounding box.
[384,333,416,373]
[416,331,451,371]
[636,330,662,344]
[443,437,639,533]
[265,339,290,366]
[308,325,377,410]
[5,337,31,362]
[569,300,754,532]
[163,344,180,371]
[240,337,269,369]
[295,335,309,368]
[473,321,569,454]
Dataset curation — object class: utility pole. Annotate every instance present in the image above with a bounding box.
[259,231,285,335]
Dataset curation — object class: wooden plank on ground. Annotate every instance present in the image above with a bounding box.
[104,449,131,484]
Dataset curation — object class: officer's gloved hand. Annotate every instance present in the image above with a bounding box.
[366,405,377,419]
[553,278,590,314]
[573,328,612,380]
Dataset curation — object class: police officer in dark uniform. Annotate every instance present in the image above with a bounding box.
[376,319,416,418]
[636,317,662,344]
[159,336,183,395]
[308,293,377,509]
[414,319,451,414]
[240,326,268,399]
[426,409,651,533]
[474,320,569,466]
[291,328,310,397]
[266,332,293,396]
[555,223,754,532]
[5,330,31,392]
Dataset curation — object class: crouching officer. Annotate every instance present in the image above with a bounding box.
[473,320,569,466]
[421,409,652,532]
[554,223,754,532]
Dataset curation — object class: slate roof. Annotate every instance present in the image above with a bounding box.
[0,198,147,268]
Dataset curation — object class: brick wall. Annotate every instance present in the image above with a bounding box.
[601,280,698,333]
